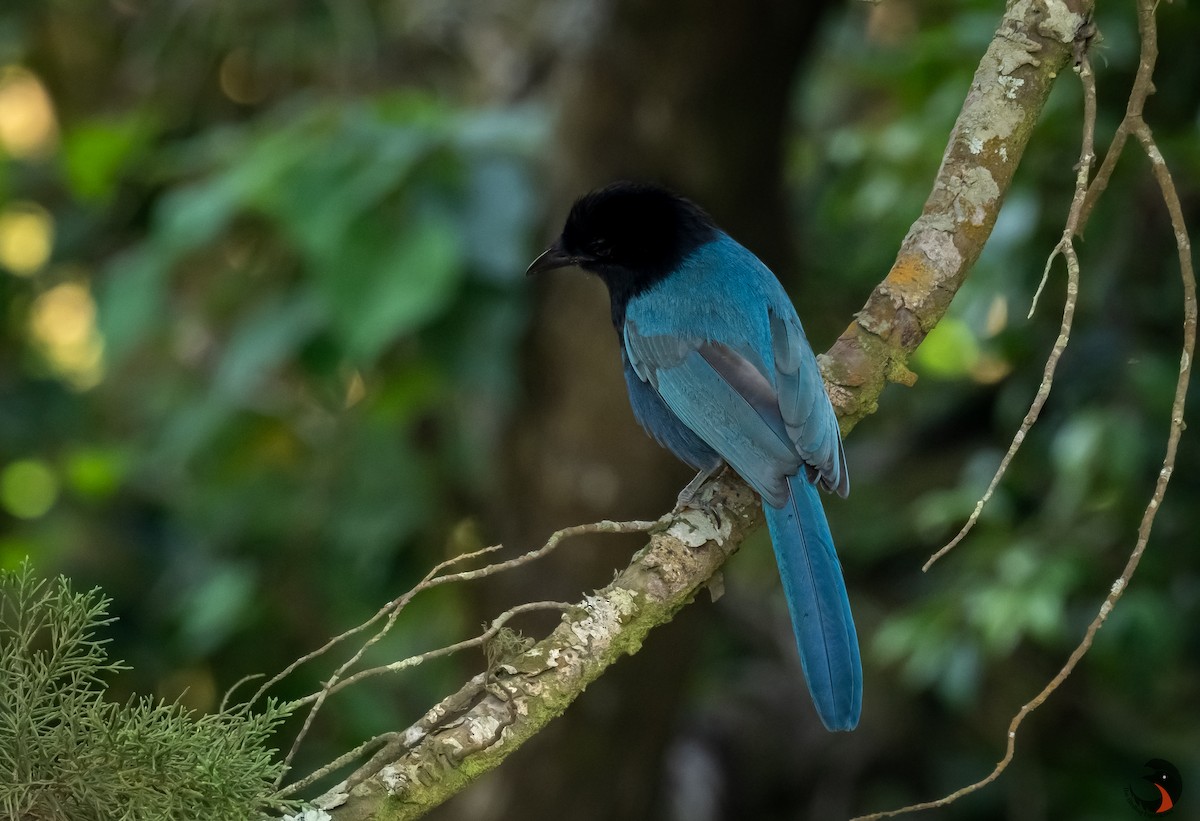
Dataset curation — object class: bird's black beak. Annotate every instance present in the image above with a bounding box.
[526,240,578,277]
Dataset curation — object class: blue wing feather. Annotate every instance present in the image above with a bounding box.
[770,312,848,496]
[644,345,796,506]
[621,351,723,473]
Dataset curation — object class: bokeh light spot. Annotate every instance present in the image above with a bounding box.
[984,295,1008,337]
[28,280,106,389]
[65,447,125,501]
[0,65,59,158]
[0,202,54,275]
[1,459,59,519]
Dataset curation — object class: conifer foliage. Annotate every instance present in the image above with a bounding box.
[0,563,293,820]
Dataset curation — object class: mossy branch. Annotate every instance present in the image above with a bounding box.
[313,489,758,820]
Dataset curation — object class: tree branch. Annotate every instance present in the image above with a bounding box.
[316,2,1092,818]
[318,485,762,820]
[824,0,1092,432]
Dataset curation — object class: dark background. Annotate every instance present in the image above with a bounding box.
[1,1,1197,818]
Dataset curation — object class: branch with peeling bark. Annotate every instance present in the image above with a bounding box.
[306,486,761,820]
[285,2,1096,818]
[825,0,1092,432]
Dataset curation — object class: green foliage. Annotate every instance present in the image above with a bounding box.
[0,38,543,771]
[99,96,534,366]
[0,562,293,820]
[86,95,542,557]
[61,114,158,204]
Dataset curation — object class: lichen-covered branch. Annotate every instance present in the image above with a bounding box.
[319,483,761,820]
[824,0,1092,432]
[317,2,1094,818]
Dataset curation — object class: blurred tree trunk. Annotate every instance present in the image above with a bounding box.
[453,2,835,819]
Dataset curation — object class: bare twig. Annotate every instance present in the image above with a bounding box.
[278,600,572,798]
[219,672,265,713]
[253,542,505,709]
[924,53,1097,571]
[278,734,399,799]
[292,600,573,708]
[274,518,659,786]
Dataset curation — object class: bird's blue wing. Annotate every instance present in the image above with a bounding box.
[625,321,799,507]
[770,311,848,497]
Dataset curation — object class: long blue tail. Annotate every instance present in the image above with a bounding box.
[764,474,862,731]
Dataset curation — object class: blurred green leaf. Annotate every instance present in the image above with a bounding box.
[64,446,127,501]
[213,293,323,400]
[462,157,538,282]
[1052,411,1105,479]
[61,115,157,203]
[322,213,463,362]
[912,316,980,379]
[97,247,168,364]
[176,562,258,657]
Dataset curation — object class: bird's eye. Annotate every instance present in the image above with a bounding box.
[589,238,612,257]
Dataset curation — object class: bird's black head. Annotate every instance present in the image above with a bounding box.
[527,182,718,325]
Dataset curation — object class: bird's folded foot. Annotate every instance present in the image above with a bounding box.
[673,464,726,513]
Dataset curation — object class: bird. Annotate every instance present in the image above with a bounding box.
[526,181,861,731]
